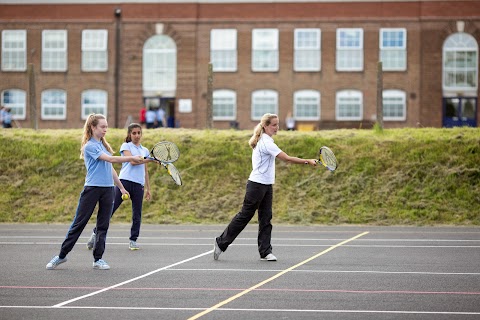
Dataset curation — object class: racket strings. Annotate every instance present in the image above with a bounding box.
[152,143,180,162]
[167,163,182,186]
[320,149,338,170]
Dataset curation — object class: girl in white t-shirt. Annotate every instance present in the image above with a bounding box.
[214,113,317,261]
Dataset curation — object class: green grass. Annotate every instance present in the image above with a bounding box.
[0,127,479,226]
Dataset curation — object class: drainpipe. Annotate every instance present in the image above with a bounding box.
[114,7,122,128]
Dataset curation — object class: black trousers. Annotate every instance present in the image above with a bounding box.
[59,186,114,261]
[216,180,273,258]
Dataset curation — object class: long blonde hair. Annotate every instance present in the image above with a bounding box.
[80,114,114,159]
[248,113,278,149]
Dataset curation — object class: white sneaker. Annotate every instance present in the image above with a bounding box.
[213,238,223,260]
[93,259,110,270]
[46,256,67,270]
[260,253,277,261]
[86,232,96,250]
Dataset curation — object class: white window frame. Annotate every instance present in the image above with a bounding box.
[252,29,279,72]
[251,90,278,120]
[82,29,108,72]
[42,30,68,72]
[294,28,321,72]
[213,89,236,121]
[336,28,363,71]
[442,32,478,91]
[81,89,108,120]
[335,90,363,121]
[380,28,407,71]
[1,30,27,72]
[383,89,407,121]
[1,89,26,120]
[143,35,177,94]
[41,89,67,120]
[293,90,320,120]
[210,29,237,72]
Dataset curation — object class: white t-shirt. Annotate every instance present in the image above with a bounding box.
[248,133,282,185]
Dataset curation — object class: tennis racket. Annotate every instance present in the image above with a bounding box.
[145,141,180,163]
[163,162,182,186]
[317,146,338,172]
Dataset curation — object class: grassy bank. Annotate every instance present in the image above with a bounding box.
[0,127,479,226]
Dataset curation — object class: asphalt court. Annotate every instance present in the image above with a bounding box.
[0,224,479,320]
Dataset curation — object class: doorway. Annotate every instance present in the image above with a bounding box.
[443,97,477,127]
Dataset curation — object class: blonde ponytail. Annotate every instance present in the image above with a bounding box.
[80,114,114,159]
[248,113,278,149]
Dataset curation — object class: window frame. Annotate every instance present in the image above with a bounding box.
[81,29,108,72]
[379,28,407,71]
[41,89,67,120]
[251,89,278,120]
[1,89,27,120]
[294,28,321,72]
[383,89,407,121]
[210,29,237,72]
[41,30,68,72]
[335,90,363,121]
[81,89,108,120]
[1,30,27,72]
[213,89,237,121]
[336,28,363,72]
[293,90,321,120]
[252,28,279,72]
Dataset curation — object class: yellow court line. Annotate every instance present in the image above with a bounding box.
[187,231,370,320]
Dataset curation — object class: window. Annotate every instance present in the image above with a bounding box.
[443,32,478,91]
[1,30,27,71]
[1,89,26,120]
[143,35,176,94]
[81,89,107,119]
[336,28,363,71]
[251,90,278,119]
[294,90,320,120]
[336,90,363,120]
[41,89,66,120]
[213,90,236,120]
[210,29,237,72]
[380,28,407,71]
[252,29,279,72]
[294,29,321,72]
[42,30,67,71]
[82,30,108,72]
[383,90,406,121]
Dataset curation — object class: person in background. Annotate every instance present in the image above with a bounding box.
[156,107,166,128]
[87,123,153,251]
[285,111,295,131]
[213,113,317,262]
[2,107,12,128]
[139,105,147,127]
[46,114,143,270]
[145,107,156,129]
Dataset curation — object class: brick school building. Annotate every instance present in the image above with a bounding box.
[0,0,479,130]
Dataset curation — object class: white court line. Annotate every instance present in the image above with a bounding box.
[52,250,212,308]
[2,235,480,242]
[2,242,480,249]
[0,306,479,315]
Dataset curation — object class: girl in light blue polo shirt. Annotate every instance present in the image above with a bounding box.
[46,114,143,270]
[87,123,155,251]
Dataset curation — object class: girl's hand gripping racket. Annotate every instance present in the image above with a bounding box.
[145,141,180,163]
[317,146,338,172]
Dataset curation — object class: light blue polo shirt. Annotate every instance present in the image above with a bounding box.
[118,142,149,186]
[83,138,114,187]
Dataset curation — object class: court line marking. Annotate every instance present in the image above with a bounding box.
[187,231,369,320]
[0,306,479,315]
[51,250,212,308]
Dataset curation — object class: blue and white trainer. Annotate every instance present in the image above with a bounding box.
[93,259,110,270]
[46,256,67,270]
